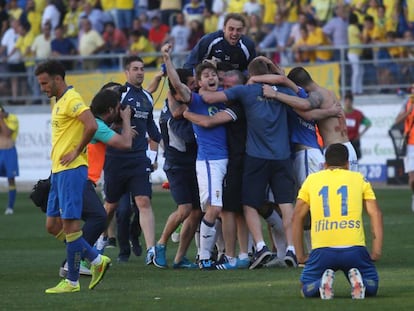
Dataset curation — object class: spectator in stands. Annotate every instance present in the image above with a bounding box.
[0,0,8,38]
[0,17,26,104]
[8,0,23,21]
[286,11,308,62]
[183,0,206,27]
[100,0,117,30]
[114,0,134,35]
[307,0,335,26]
[31,21,52,103]
[160,0,181,26]
[78,17,105,70]
[243,0,262,17]
[51,24,76,70]
[400,30,414,82]
[344,92,372,160]
[12,21,35,104]
[258,12,291,65]
[361,15,377,87]
[131,16,148,36]
[41,0,60,30]
[306,18,333,62]
[63,0,80,49]
[163,12,190,68]
[226,0,247,14]
[78,0,108,34]
[262,0,277,31]
[291,25,311,63]
[187,19,204,51]
[128,30,157,67]
[203,7,218,34]
[347,12,364,96]
[212,0,226,30]
[403,0,414,33]
[246,13,266,46]
[323,4,348,61]
[19,0,41,37]
[148,15,169,51]
[102,21,128,54]
[138,11,151,31]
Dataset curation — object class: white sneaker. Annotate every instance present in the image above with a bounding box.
[348,268,366,299]
[4,208,13,215]
[319,269,335,299]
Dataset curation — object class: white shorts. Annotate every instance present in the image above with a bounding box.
[293,148,325,186]
[404,145,414,173]
[196,159,228,212]
[323,142,359,172]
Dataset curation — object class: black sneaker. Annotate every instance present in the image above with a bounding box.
[130,237,142,256]
[249,246,272,270]
[106,237,117,248]
[284,250,298,267]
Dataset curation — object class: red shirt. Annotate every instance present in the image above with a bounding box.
[149,24,170,46]
[345,109,365,140]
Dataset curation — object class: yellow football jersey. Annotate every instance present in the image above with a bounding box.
[50,87,90,173]
[298,168,376,249]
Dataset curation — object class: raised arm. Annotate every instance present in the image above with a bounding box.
[161,43,191,103]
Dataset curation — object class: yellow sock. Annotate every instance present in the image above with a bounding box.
[66,231,83,242]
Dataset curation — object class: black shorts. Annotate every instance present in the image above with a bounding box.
[222,159,243,213]
[104,156,152,203]
[165,167,200,209]
[242,155,295,209]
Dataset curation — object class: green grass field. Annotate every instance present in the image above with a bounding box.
[1,187,414,310]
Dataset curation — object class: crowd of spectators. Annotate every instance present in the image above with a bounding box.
[0,0,414,104]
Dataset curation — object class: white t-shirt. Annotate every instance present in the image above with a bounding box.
[1,28,21,63]
[170,25,190,52]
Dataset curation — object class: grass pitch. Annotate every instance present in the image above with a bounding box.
[1,187,414,310]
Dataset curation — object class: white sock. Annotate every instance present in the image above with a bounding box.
[91,254,102,265]
[256,240,266,251]
[238,252,249,260]
[286,245,295,254]
[225,255,237,266]
[68,279,79,286]
[199,219,216,260]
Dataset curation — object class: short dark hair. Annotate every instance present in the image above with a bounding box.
[344,91,353,101]
[123,55,144,69]
[90,89,119,116]
[195,62,217,83]
[224,13,246,27]
[287,67,313,88]
[325,143,349,167]
[247,58,272,76]
[168,68,194,96]
[34,60,66,79]
[224,70,246,84]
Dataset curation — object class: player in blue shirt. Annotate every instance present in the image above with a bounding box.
[163,43,229,269]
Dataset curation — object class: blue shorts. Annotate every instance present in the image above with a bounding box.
[300,246,379,285]
[165,167,200,209]
[47,166,87,219]
[0,147,19,178]
[242,155,295,209]
[104,156,152,203]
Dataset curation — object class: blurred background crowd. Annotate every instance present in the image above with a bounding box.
[0,0,413,104]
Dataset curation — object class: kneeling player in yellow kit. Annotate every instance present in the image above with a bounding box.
[293,143,383,299]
